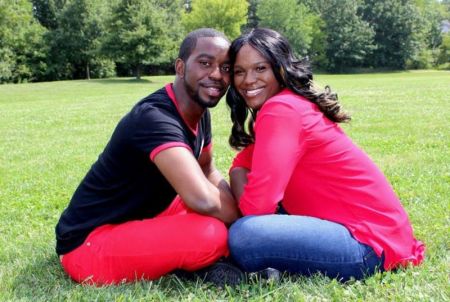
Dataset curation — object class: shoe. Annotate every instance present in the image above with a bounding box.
[173,259,245,287]
[248,267,281,282]
[196,259,245,287]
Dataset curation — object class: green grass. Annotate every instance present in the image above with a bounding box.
[1,71,449,301]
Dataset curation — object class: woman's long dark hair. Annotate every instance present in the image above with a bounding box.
[227,28,351,150]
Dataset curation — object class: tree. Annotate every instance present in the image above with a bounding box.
[317,0,375,71]
[31,0,68,29]
[102,0,175,79]
[256,0,321,57]
[242,0,259,30]
[182,0,248,39]
[153,0,185,68]
[50,0,112,80]
[412,0,449,68]
[361,0,422,69]
[437,33,450,67]
[0,0,47,83]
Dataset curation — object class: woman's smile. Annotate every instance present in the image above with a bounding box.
[233,44,281,110]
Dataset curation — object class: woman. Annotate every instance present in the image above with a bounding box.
[226,28,424,281]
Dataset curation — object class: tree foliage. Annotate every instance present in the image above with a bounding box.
[0,0,47,83]
[49,0,113,79]
[31,0,67,29]
[361,0,422,69]
[243,0,259,31]
[102,0,177,79]
[182,0,248,39]
[317,0,375,71]
[256,0,320,57]
[0,0,449,83]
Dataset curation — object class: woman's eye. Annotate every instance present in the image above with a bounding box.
[234,69,244,75]
[256,66,266,72]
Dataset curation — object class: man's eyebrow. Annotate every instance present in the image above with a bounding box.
[193,54,215,60]
[193,53,230,64]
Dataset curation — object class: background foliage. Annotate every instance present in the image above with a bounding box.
[0,0,449,83]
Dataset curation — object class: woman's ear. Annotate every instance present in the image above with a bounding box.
[175,58,185,78]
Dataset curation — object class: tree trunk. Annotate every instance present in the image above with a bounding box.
[136,64,141,80]
[86,62,90,80]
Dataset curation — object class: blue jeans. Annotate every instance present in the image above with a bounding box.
[228,215,384,281]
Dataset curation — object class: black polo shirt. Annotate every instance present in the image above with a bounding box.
[55,84,212,255]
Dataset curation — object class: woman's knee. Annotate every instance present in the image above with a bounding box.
[228,216,266,254]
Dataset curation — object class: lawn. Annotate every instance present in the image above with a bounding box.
[0,71,449,301]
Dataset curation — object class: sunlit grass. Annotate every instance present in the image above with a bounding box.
[0,71,449,301]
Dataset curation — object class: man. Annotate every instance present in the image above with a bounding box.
[55,28,241,286]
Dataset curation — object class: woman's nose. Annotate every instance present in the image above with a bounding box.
[243,71,256,84]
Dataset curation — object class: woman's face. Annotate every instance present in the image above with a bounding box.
[233,44,282,110]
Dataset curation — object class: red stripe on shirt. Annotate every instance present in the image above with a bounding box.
[165,84,198,135]
[150,142,192,161]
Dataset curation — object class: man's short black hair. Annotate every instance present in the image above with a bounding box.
[178,28,229,61]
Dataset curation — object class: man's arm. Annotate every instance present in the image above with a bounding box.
[154,147,240,224]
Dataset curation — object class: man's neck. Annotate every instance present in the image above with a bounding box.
[172,80,205,130]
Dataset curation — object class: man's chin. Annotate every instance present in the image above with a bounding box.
[195,96,222,108]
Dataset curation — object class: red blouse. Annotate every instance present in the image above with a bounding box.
[230,89,425,270]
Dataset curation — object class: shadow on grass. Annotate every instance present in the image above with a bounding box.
[89,78,154,85]
[11,253,206,300]
[12,253,71,300]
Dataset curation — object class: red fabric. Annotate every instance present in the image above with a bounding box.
[202,142,213,153]
[230,89,424,270]
[61,196,228,285]
[150,142,192,161]
[165,84,198,135]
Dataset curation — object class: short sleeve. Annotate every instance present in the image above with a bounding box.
[129,103,192,161]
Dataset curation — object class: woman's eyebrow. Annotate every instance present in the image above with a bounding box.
[234,61,270,68]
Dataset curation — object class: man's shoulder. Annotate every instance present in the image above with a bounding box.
[131,86,177,117]
[136,86,171,107]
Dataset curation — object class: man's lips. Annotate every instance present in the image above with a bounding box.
[202,84,224,97]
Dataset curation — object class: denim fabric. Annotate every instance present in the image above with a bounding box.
[228,215,384,281]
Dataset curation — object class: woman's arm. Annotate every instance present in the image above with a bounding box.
[239,100,305,215]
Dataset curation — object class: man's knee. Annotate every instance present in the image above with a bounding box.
[188,215,228,251]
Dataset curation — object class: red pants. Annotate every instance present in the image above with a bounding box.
[60,197,229,285]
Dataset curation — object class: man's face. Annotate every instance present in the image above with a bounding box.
[182,37,231,108]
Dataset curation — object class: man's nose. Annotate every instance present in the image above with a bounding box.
[209,65,222,80]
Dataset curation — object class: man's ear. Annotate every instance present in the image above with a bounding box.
[175,58,185,78]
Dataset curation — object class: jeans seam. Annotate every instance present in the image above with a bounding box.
[240,255,365,265]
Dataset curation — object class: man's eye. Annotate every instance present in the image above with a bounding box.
[221,65,231,73]
[200,61,211,67]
